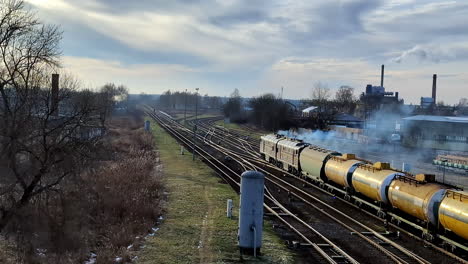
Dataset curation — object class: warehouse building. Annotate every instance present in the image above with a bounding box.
[402,115,468,151]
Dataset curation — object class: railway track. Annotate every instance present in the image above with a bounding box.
[191,114,468,261]
[148,109,466,264]
[147,110,358,263]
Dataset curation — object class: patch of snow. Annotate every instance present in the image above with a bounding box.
[115,256,122,263]
[36,248,47,257]
[84,252,97,264]
[127,244,133,250]
[151,227,159,233]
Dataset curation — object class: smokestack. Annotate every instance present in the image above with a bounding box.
[432,74,437,104]
[380,64,384,87]
[51,73,59,116]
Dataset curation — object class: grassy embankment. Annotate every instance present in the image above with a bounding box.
[138,118,295,263]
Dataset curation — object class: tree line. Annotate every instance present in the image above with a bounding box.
[157,90,222,110]
[222,88,294,130]
[221,84,359,131]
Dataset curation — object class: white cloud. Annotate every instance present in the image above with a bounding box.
[27,0,285,68]
[24,0,468,104]
[62,56,199,91]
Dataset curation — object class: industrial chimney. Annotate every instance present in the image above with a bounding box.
[380,64,384,87]
[51,73,59,116]
[432,74,437,104]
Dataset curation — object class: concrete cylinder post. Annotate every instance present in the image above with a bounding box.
[144,120,151,131]
[238,171,264,256]
[227,199,233,218]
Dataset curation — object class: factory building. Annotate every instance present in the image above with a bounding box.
[402,115,468,151]
[419,74,438,109]
[358,65,401,119]
[420,97,435,108]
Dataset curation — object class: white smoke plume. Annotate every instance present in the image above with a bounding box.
[393,44,468,63]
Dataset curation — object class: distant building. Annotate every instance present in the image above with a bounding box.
[402,115,468,151]
[301,106,318,117]
[363,84,400,103]
[358,65,401,119]
[358,84,401,120]
[331,113,363,128]
[420,97,435,108]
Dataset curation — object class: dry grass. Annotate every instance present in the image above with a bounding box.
[2,111,164,264]
[137,117,295,264]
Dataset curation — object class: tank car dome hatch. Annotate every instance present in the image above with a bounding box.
[373,162,391,170]
[438,190,468,240]
[388,175,448,225]
[351,163,404,204]
[325,154,364,188]
[415,174,435,183]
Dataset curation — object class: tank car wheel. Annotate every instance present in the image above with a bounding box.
[422,232,434,242]
[344,194,351,201]
[354,200,362,208]
[390,217,401,226]
[377,210,386,219]
[449,244,456,253]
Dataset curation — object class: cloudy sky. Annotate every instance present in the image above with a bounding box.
[26,0,468,104]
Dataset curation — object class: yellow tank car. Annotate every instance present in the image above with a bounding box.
[324,154,363,188]
[351,162,404,203]
[299,146,338,182]
[388,175,447,225]
[439,190,468,240]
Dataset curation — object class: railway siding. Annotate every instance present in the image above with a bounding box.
[137,118,295,263]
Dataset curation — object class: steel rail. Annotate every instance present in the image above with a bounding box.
[148,109,361,264]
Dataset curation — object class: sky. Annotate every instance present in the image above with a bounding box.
[25,0,468,104]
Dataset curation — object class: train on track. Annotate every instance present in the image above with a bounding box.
[260,134,468,242]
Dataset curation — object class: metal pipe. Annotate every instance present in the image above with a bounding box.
[184,89,187,124]
[193,88,199,161]
[252,225,257,258]
[381,64,384,87]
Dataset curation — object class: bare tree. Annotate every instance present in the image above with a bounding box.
[0,1,102,231]
[310,82,330,112]
[335,85,357,113]
[311,82,330,101]
[98,83,129,119]
[249,93,292,130]
[458,98,467,108]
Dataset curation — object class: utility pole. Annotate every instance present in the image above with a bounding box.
[441,159,447,184]
[184,89,187,125]
[193,87,199,161]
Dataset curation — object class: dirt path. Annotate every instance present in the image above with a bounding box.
[199,186,215,263]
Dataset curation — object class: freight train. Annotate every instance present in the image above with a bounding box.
[260,134,468,242]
